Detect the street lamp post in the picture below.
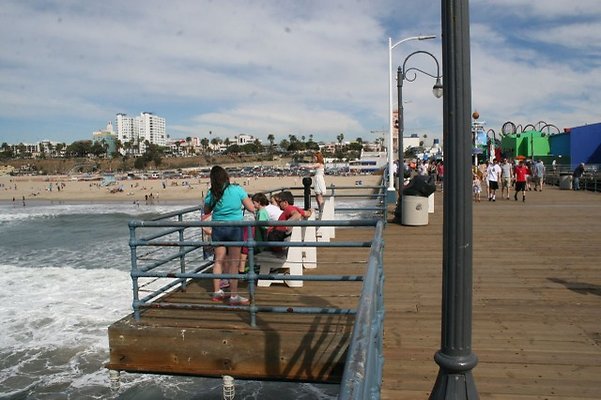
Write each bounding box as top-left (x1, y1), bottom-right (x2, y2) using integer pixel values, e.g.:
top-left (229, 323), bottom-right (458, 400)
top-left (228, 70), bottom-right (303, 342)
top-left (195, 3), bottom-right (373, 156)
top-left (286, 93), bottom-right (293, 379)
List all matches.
top-left (387, 35), bottom-right (436, 201)
top-left (430, 0), bottom-right (479, 397)
top-left (392, 50), bottom-right (443, 224)
top-left (487, 129), bottom-right (496, 162)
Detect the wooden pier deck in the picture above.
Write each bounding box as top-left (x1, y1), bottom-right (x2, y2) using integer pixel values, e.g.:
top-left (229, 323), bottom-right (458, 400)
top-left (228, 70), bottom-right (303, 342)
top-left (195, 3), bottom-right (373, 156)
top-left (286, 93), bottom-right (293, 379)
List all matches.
top-left (381, 186), bottom-right (601, 399)
top-left (108, 185), bottom-right (601, 398)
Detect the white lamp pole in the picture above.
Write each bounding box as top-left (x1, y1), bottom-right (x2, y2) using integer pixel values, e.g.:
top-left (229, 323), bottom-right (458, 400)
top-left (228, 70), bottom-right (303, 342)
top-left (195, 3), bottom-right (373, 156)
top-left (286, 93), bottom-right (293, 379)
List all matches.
top-left (388, 35), bottom-right (436, 194)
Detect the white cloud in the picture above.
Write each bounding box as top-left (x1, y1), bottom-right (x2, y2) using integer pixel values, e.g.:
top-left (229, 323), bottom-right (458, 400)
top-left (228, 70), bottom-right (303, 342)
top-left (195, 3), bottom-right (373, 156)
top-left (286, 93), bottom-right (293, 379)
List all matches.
top-left (1, 0), bottom-right (600, 144)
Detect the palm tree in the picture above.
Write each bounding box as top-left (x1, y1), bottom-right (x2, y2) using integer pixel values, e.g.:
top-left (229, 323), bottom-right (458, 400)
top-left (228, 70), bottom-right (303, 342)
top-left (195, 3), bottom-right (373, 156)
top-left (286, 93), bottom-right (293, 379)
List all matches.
top-left (55, 143), bottom-right (65, 157)
top-left (200, 138), bottom-right (210, 153)
top-left (47, 142), bottom-right (54, 157)
top-left (113, 139), bottom-right (123, 158)
top-left (210, 137), bottom-right (219, 153)
top-left (267, 134), bottom-right (275, 150)
top-left (336, 133), bottom-right (344, 146)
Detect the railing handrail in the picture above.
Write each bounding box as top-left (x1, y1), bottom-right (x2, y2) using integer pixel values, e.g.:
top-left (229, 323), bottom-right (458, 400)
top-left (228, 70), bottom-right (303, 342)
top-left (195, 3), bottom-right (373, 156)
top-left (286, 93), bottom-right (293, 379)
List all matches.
top-left (125, 174), bottom-right (390, 397)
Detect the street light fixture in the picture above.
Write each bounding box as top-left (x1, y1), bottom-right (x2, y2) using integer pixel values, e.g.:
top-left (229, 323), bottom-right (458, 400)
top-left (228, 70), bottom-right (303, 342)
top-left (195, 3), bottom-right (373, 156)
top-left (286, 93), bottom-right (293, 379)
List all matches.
top-left (387, 35), bottom-right (436, 199)
top-left (393, 50), bottom-right (443, 224)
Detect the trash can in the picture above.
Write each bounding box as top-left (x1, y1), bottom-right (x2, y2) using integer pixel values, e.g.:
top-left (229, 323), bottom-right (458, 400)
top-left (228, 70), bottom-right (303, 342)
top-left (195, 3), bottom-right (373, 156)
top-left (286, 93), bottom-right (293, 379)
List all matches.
top-left (402, 195), bottom-right (429, 226)
top-left (559, 173), bottom-right (572, 190)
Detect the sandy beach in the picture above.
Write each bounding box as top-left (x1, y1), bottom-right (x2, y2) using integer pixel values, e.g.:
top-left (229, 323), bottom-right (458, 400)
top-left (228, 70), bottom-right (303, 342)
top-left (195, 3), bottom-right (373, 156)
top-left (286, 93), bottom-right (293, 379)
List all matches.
top-left (0, 174), bottom-right (381, 204)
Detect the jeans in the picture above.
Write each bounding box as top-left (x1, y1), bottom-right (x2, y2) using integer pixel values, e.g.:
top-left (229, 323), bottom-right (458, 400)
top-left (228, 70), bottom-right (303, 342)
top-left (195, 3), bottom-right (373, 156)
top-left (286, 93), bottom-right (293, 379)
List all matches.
top-left (573, 177), bottom-right (580, 190)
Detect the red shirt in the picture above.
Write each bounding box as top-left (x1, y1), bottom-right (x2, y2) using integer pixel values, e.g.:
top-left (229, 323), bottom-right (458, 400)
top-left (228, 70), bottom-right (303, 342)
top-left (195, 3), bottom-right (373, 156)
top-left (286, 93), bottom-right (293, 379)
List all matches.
top-left (272, 205), bottom-right (308, 232)
top-left (514, 165), bottom-right (528, 182)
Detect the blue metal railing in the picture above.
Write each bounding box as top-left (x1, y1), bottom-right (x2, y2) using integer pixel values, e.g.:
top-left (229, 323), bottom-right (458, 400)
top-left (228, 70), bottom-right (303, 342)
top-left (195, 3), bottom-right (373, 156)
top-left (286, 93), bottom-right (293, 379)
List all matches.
top-left (126, 175), bottom-right (390, 398)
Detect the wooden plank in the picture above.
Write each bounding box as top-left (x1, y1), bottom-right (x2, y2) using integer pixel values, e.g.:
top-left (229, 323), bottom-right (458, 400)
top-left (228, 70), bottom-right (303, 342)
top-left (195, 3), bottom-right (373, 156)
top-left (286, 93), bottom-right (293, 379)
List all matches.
top-left (107, 232), bottom-right (374, 383)
top-left (381, 187), bottom-right (601, 399)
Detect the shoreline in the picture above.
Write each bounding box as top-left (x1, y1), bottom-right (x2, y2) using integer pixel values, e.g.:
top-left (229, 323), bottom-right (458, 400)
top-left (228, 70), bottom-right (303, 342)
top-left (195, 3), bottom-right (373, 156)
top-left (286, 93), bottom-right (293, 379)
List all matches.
top-left (0, 174), bottom-right (381, 204)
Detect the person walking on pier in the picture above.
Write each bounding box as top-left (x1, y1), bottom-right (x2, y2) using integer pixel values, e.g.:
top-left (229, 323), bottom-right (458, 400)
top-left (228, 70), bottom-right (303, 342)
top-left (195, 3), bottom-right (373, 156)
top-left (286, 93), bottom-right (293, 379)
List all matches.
top-left (532, 160), bottom-right (546, 191)
top-left (472, 173), bottom-right (482, 202)
top-left (500, 158), bottom-right (513, 200)
top-left (487, 159), bottom-right (502, 201)
top-left (514, 160), bottom-right (529, 202)
top-left (204, 166), bottom-right (255, 305)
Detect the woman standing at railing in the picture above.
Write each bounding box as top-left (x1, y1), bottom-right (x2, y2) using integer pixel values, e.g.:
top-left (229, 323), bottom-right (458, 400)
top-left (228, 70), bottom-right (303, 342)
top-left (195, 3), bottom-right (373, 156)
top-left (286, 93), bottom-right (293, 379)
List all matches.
top-left (204, 166), bottom-right (255, 305)
top-left (306, 151), bottom-right (326, 218)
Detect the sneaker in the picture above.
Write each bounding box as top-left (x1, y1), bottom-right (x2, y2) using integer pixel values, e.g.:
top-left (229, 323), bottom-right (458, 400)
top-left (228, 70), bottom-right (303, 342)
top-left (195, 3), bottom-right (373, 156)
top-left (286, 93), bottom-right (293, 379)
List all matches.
top-left (220, 279), bottom-right (230, 289)
top-left (229, 295), bottom-right (250, 306)
top-left (211, 289), bottom-right (226, 302)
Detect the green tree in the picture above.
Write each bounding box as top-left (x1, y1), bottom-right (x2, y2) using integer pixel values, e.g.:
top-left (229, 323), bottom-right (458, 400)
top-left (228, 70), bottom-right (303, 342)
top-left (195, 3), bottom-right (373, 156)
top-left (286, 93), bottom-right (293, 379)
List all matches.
top-left (211, 137), bottom-right (221, 152)
top-left (90, 141), bottom-right (106, 157)
top-left (134, 156), bottom-right (147, 170)
top-left (225, 144), bottom-right (241, 154)
top-left (66, 140), bottom-right (93, 157)
top-left (1, 142), bottom-right (13, 159)
top-left (241, 143), bottom-right (260, 154)
top-left (55, 143), bottom-right (65, 156)
top-left (112, 139), bottom-right (123, 158)
top-left (279, 139), bottom-right (290, 152)
top-left (267, 134), bottom-right (275, 150)
top-left (348, 142), bottom-right (363, 152)
top-left (200, 138), bottom-right (210, 153)
top-left (186, 136), bottom-right (193, 155)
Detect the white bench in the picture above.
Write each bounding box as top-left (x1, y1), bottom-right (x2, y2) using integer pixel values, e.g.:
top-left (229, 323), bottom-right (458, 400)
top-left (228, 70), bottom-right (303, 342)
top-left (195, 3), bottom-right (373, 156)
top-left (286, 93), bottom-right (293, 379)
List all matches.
top-left (256, 213), bottom-right (319, 287)
top-left (316, 196), bottom-right (335, 242)
top-left (256, 226), bottom-right (304, 288)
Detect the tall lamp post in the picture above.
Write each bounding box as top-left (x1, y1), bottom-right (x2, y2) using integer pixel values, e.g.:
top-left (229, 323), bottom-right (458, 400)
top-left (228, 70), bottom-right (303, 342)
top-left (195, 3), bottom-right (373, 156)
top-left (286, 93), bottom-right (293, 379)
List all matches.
top-left (387, 35), bottom-right (436, 200)
top-left (487, 129), bottom-right (496, 161)
top-left (430, 0), bottom-right (479, 397)
top-left (392, 51), bottom-right (443, 224)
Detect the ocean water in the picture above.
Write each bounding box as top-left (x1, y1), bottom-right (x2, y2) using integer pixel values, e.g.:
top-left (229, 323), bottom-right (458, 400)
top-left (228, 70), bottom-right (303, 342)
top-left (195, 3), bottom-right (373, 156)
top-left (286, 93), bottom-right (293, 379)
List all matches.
top-left (0, 201), bottom-right (353, 400)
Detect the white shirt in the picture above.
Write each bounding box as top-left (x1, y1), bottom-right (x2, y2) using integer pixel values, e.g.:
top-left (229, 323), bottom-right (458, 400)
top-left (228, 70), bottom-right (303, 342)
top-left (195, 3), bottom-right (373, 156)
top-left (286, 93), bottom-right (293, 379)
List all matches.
top-left (265, 203), bottom-right (283, 221)
top-left (487, 164), bottom-right (502, 182)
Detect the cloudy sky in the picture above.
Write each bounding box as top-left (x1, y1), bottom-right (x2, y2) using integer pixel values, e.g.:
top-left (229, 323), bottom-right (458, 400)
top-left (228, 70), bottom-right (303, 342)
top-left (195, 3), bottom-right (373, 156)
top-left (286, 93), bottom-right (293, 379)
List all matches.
top-left (1, 0), bottom-right (600, 146)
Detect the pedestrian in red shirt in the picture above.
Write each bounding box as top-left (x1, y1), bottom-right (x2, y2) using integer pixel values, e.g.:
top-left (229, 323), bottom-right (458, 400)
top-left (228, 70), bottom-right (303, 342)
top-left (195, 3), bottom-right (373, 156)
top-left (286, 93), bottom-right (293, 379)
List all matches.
top-left (514, 160), bottom-right (529, 202)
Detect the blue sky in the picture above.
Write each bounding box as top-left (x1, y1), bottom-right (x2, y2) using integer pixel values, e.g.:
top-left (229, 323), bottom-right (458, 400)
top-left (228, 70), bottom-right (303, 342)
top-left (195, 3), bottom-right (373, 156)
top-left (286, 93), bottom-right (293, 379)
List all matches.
top-left (1, 0), bottom-right (600, 146)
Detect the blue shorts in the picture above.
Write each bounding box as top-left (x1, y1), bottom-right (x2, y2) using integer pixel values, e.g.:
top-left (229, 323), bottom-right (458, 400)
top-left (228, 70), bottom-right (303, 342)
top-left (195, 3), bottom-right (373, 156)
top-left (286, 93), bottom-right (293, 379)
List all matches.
top-left (211, 226), bottom-right (243, 242)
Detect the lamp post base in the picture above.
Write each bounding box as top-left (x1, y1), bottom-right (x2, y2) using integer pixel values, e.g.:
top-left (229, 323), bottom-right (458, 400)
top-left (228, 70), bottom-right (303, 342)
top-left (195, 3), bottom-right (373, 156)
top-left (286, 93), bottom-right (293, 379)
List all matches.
top-left (429, 351), bottom-right (479, 399)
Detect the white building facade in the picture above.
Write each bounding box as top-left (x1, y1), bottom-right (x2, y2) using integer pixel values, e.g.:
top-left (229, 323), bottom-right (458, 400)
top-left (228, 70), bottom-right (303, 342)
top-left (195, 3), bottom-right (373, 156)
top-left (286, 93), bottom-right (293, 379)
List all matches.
top-left (116, 112), bottom-right (166, 154)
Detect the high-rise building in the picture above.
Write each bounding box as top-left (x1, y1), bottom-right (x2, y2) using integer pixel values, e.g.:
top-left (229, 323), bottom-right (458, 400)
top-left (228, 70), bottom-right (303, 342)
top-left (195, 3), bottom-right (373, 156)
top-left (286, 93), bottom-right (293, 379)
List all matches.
top-left (138, 112), bottom-right (166, 147)
top-left (116, 113), bottom-right (137, 144)
top-left (116, 112), bottom-right (166, 154)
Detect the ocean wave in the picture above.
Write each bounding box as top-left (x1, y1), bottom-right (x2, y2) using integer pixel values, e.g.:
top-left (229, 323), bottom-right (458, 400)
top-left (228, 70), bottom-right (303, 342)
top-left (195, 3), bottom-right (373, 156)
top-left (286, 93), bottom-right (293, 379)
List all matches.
top-left (0, 202), bottom-right (195, 223)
